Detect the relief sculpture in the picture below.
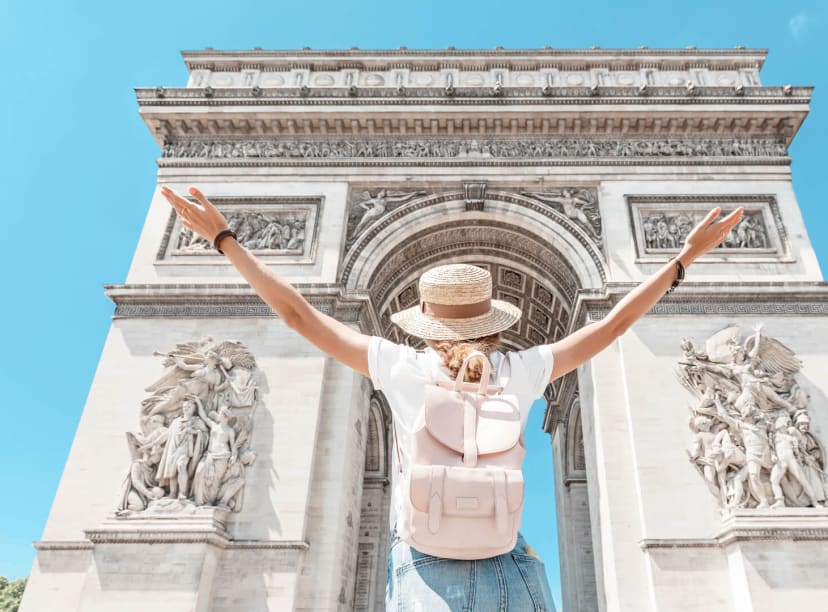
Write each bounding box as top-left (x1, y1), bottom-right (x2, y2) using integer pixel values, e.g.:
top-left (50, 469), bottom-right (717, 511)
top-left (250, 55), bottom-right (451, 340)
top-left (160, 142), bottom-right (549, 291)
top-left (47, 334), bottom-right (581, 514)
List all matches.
top-left (643, 209), bottom-right (768, 252)
top-left (678, 325), bottom-right (826, 509)
top-left (176, 211), bottom-right (307, 253)
top-left (162, 138), bottom-right (787, 160)
top-left (117, 338), bottom-right (259, 515)
top-left (520, 188), bottom-right (601, 243)
top-left (345, 189), bottom-right (427, 245)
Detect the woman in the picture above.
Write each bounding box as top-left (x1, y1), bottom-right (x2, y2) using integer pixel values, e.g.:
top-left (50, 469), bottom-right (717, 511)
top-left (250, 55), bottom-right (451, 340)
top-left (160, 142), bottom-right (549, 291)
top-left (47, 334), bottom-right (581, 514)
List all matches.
top-left (161, 185), bottom-right (742, 610)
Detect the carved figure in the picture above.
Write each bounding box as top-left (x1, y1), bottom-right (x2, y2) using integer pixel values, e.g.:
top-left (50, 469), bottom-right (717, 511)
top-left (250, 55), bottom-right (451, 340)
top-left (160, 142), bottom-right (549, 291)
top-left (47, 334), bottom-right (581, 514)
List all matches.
top-left (643, 219), bottom-right (657, 248)
top-left (155, 397), bottom-right (208, 499)
top-left (193, 403), bottom-right (238, 507)
top-left (688, 415), bottom-right (726, 502)
top-left (769, 415), bottom-right (822, 508)
top-left (117, 415), bottom-right (168, 512)
top-left (677, 325), bottom-right (825, 509)
top-left (794, 412), bottom-right (828, 502)
top-left (715, 397), bottom-right (773, 507)
top-left (521, 189), bottom-right (602, 242)
top-left (143, 346), bottom-right (230, 415)
top-left (689, 325), bottom-right (799, 415)
top-left (347, 189), bottom-right (427, 242)
top-left (710, 427), bottom-right (747, 506)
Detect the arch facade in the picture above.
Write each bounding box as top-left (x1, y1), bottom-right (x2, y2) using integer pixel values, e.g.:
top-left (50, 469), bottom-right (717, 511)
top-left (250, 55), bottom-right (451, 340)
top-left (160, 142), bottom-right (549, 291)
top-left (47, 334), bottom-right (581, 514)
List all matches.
top-left (21, 48), bottom-right (828, 612)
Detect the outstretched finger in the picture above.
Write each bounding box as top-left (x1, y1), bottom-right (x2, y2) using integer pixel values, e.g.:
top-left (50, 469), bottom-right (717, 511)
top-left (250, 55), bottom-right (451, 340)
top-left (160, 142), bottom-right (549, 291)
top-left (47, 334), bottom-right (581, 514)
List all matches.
top-left (726, 207), bottom-right (744, 222)
top-left (188, 186), bottom-right (214, 211)
top-left (700, 206), bottom-right (722, 228)
top-left (718, 207), bottom-right (744, 230)
top-left (161, 185), bottom-right (197, 212)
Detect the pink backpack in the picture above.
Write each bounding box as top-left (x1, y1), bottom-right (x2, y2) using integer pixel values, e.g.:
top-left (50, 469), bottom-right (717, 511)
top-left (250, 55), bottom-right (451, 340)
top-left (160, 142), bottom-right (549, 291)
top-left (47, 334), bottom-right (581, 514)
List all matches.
top-left (394, 351), bottom-right (526, 560)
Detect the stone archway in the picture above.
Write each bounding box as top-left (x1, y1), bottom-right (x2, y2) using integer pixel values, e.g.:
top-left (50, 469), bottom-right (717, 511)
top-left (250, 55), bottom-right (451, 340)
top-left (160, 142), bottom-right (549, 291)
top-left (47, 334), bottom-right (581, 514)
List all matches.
top-left (342, 186), bottom-right (605, 611)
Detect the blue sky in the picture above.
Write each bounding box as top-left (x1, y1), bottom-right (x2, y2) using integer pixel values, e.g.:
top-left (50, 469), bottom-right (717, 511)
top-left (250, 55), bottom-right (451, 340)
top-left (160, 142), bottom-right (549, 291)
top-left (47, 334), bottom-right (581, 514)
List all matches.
top-left (1, 1), bottom-right (826, 609)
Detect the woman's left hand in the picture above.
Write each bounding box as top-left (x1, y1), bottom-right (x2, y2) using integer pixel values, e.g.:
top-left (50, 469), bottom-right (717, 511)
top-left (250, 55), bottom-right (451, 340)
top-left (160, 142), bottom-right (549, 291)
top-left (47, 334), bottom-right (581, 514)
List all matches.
top-left (160, 185), bottom-right (229, 244)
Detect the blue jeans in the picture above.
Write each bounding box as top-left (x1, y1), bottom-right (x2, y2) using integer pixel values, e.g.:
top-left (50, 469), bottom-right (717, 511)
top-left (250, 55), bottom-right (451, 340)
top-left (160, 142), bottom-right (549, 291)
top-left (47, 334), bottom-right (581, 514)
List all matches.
top-left (386, 526), bottom-right (557, 611)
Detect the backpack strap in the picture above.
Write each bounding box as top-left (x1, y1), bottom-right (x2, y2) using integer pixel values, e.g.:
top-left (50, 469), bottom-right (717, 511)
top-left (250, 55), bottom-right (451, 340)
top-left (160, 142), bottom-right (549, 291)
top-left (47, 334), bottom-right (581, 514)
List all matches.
top-left (503, 351), bottom-right (528, 397)
top-left (493, 469), bottom-right (508, 534)
top-left (462, 401), bottom-right (478, 467)
top-left (392, 420), bottom-right (403, 474)
top-left (454, 351), bottom-right (493, 394)
top-left (427, 466), bottom-right (445, 534)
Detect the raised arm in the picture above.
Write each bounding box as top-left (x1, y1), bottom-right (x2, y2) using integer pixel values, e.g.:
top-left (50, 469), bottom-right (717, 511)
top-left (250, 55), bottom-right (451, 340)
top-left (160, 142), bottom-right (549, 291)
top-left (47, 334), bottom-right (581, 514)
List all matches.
top-left (173, 356), bottom-right (202, 372)
top-left (192, 396), bottom-right (215, 428)
top-left (161, 185), bottom-right (370, 377)
top-left (548, 206), bottom-right (743, 382)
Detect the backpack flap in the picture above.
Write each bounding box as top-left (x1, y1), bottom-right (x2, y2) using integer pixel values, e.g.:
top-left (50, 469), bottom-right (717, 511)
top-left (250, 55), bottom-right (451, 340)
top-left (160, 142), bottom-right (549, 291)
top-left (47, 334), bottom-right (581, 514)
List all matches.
top-left (424, 386), bottom-right (521, 457)
top-left (475, 395), bottom-right (521, 454)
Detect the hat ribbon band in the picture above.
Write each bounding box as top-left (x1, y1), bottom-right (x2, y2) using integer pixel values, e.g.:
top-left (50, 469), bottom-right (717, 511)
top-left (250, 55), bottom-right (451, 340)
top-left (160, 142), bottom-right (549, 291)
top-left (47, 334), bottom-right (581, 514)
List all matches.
top-left (421, 299), bottom-right (491, 319)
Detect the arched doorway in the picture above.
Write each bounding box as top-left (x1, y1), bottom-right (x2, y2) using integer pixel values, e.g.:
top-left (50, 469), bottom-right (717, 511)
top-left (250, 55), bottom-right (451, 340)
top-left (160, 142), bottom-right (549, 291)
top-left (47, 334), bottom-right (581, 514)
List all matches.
top-left (342, 187), bottom-right (605, 610)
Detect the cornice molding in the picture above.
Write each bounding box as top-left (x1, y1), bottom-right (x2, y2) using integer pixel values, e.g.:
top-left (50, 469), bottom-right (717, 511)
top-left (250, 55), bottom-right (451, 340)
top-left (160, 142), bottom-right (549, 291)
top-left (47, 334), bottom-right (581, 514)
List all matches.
top-left (138, 85), bottom-right (811, 104)
top-left (156, 157), bottom-right (791, 169)
top-left (640, 508), bottom-right (828, 549)
top-left (572, 281), bottom-right (828, 326)
top-left (33, 541), bottom-right (94, 551)
top-left (139, 99), bottom-right (805, 145)
top-left (180, 47), bottom-right (769, 72)
top-left (104, 283), bottom-right (378, 329)
top-left (82, 529), bottom-right (310, 550)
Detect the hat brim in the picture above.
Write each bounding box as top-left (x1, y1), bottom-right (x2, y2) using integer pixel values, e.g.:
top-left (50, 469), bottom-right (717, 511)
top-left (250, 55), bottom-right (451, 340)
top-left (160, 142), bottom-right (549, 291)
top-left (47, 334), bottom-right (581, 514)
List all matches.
top-left (389, 299), bottom-right (522, 340)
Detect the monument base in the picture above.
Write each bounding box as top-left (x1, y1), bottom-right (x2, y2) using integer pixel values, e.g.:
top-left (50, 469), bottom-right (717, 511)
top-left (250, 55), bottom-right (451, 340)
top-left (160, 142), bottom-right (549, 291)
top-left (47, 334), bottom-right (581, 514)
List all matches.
top-left (639, 508), bottom-right (828, 612)
top-left (87, 501), bottom-right (232, 546)
top-left (24, 506), bottom-right (309, 612)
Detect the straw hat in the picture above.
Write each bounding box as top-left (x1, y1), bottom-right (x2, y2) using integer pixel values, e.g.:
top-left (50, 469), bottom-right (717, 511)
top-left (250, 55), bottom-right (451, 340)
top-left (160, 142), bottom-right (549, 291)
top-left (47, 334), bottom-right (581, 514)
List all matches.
top-left (390, 264), bottom-right (522, 340)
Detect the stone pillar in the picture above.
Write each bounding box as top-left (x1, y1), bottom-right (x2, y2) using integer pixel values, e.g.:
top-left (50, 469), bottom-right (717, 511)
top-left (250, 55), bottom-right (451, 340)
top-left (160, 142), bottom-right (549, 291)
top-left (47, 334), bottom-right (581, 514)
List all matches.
top-left (553, 402), bottom-right (599, 612)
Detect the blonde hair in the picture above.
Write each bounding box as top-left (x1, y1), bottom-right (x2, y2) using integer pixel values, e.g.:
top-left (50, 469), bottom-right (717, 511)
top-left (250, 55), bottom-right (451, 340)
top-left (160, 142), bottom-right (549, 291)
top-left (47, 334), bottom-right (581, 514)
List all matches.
top-left (425, 333), bottom-right (501, 382)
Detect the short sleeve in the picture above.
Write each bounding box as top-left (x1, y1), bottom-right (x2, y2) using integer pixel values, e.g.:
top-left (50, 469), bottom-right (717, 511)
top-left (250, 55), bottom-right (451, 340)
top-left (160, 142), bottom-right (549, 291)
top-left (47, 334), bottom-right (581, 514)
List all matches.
top-left (367, 336), bottom-right (418, 391)
top-left (512, 344), bottom-right (555, 399)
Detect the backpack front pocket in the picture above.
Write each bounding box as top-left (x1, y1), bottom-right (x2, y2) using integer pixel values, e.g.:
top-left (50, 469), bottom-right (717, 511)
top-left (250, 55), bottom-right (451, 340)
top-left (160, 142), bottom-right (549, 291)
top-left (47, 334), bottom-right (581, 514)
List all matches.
top-left (409, 465), bottom-right (524, 522)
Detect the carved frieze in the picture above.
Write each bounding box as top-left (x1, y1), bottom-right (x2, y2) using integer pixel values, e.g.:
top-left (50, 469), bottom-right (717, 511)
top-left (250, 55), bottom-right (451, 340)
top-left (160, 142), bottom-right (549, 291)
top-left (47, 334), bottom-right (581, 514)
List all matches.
top-left (157, 196), bottom-right (321, 264)
top-left (161, 138), bottom-right (787, 160)
top-left (678, 325), bottom-right (826, 510)
top-left (117, 338), bottom-right (260, 516)
top-left (628, 195), bottom-right (788, 262)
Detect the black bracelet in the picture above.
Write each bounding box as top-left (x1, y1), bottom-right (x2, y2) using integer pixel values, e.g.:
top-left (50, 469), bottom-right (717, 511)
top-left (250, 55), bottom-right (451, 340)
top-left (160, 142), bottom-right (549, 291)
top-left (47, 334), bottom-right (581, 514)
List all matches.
top-left (213, 229), bottom-right (237, 255)
top-left (664, 256), bottom-right (686, 295)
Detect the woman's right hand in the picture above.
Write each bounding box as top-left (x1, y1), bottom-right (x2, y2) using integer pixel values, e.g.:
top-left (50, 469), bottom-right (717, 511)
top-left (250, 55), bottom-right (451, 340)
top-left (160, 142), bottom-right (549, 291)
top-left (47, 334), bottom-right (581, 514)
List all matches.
top-left (160, 185), bottom-right (230, 245)
top-left (680, 206), bottom-right (744, 264)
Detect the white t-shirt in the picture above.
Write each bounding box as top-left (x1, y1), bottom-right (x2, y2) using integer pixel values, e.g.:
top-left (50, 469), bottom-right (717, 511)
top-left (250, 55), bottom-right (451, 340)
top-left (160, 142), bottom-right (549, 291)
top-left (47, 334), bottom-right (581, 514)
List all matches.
top-left (367, 336), bottom-right (555, 528)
